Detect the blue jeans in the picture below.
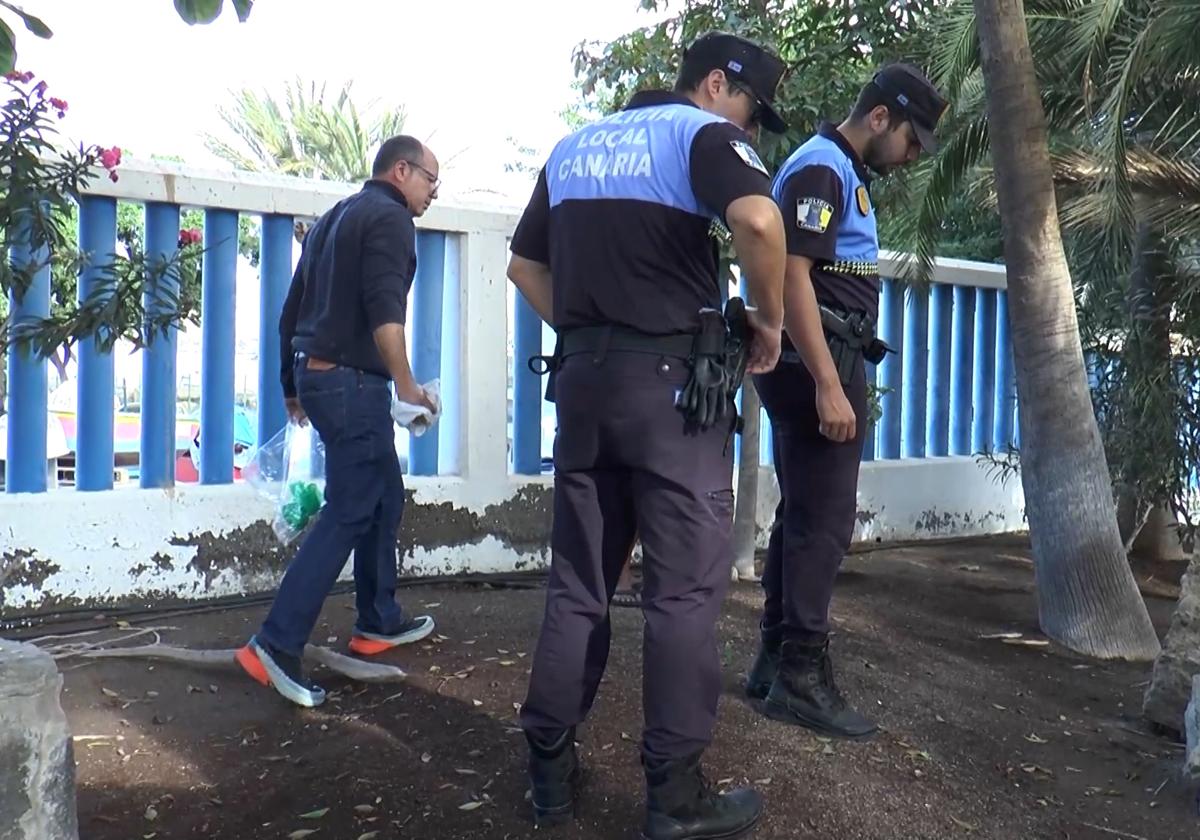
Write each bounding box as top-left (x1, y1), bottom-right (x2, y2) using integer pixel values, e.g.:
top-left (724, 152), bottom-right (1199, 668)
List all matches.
top-left (257, 361), bottom-right (407, 656)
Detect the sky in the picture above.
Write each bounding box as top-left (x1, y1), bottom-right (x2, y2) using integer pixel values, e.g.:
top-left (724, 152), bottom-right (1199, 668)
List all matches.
top-left (16, 0), bottom-right (670, 205)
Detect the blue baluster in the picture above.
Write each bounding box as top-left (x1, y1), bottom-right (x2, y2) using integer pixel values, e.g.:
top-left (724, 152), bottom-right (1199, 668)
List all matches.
top-left (257, 214), bottom-right (292, 449)
top-left (949, 285), bottom-right (975, 455)
top-left (878, 278), bottom-right (903, 459)
top-left (199, 209), bottom-right (238, 484)
top-left (901, 284), bottom-right (929, 458)
top-left (140, 203), bottom-right (180, 488)
top-left (926, 283), bottom-right (952, 456)
top-left (512, 290), bottom-right (543, 475)
top-left (76, 196), bottom-right (117, 491)
top-left (410, 231), bottom-right (446, 476)
top-left (5, 211), bottom-right (51, 493)
top-left (972, 289), bottom-right (997, 453)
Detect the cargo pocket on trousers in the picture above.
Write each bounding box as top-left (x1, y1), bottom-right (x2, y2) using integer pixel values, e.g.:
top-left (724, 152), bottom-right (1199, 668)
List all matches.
top-left (704, 488), bottom-right (735, 530)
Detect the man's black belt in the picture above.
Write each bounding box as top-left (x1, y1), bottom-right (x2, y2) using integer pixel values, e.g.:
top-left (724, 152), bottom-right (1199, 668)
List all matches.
top-left (558, 325), bottom-right (695, 361)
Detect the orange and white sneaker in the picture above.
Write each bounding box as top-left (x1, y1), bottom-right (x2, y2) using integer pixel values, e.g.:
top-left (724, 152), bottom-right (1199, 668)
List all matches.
top-left (348, 615), bottom-right (435, 656)
top-left (235, 635), bottom-right (326, 708)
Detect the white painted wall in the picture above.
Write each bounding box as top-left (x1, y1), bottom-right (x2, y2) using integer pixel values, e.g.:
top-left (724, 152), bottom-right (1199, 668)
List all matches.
top-left (1, 458), bottom-right (1024, 613)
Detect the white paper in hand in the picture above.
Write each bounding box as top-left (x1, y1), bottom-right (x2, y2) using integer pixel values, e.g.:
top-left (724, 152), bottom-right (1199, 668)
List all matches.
top-left (391, 379), bottom-right (442, 437)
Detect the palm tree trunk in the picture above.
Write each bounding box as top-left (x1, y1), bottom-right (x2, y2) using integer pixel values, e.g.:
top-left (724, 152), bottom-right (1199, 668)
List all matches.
top-left (973, 0), bottom-right (1161, 660)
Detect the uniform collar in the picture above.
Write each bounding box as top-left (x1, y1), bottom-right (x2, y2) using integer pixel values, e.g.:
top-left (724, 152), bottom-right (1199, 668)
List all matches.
top-left (818, 122), bottom-right (873, 187)
top-left (624, 90), bottom-right (699, 111)
top-left (363, 178), bottom-right (410, 207)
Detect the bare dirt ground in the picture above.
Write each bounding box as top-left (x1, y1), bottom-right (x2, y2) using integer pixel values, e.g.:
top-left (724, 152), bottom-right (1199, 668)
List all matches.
top-left (24, 535), bottom-right (1200, 839)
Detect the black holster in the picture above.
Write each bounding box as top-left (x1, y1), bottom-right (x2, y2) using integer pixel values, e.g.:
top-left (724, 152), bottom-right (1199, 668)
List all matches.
top-left (677, 297), bottom-right (751, 437)
top-left (819, 305), bottom-right (893, 386)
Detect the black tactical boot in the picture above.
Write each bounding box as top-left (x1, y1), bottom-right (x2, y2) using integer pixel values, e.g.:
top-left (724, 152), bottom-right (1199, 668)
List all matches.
top-left (764, 636), bottom-right (878, 740)
top-left (743, 629), bottom-right (781, 700)
top-left (526, 727), bottom-right (579, 826)
top-left (642, 751), bottom-right (762, 840)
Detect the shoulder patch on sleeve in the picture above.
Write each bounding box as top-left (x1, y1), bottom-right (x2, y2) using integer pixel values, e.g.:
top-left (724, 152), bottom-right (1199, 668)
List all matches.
top-left (729, 140), bottom-right (768, 176)
top-left (796, 198), bottom-right (834, 233)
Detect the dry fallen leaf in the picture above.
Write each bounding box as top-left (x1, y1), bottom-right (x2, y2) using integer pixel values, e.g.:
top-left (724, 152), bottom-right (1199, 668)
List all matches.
top-left (299, 807), bottom-right (330, 819)
top-left (287, 831), bottom-right (318, 839)
top-left (144, 806), bottom-right (158, 821)
top-left (357, 833), bottom-right (380, 840)
top-left (1024, 734), bottom-right (1049, 744)
top-left (455, 768), bottom-right (479, 776)
top-left (458, 801), bottom-right (483, 811)
top-left (101, 687), bottom-right (119, 698)
top-left (117, 620), bottom-right (132, 629)
top-left (354, 804), bottom-right (375, 814)
top-left (950, 815), bottom-right (978, 832)
top-left (421, 753), bottom-right (432, 763)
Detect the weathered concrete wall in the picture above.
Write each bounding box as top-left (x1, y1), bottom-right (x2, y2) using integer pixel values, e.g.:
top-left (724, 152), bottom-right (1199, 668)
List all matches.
top-left (1, 477), bottom-right (552, 615)
top-left (755, 455), bottom-right (1026, 547)
top-left (1, 457), bottom-right (1022, 615)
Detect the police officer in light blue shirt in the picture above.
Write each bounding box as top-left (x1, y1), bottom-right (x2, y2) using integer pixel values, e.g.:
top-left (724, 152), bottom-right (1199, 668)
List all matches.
top-left (744, 64), bottom-right (949, 740)
top-left (508, 31), bottom-right (789, 840)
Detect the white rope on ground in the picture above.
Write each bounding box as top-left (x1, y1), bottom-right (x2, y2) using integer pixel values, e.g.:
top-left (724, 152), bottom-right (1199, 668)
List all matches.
top-left (78, 642), bottom-right (406, 682)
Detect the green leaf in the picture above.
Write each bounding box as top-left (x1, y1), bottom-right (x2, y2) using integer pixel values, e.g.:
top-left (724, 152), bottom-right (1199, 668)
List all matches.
top-left (0, 2), bottom-right (53, 38)
top-left (298, 807), bottom-right (329, 820)
top-left (174, 0), bottom-right (223, 25)
top-left (232, 0), bottom-right (253, 22)
top-left (0, 17), bottom-right (14, 73)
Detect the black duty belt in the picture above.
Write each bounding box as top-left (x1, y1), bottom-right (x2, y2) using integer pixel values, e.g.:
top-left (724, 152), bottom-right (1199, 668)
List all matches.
top-left (558, 325), bottom-right (696, 361)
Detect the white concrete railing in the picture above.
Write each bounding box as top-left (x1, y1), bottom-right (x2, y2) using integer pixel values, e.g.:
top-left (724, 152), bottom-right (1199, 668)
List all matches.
top-left (0, 161), bottom-right (1024, 615)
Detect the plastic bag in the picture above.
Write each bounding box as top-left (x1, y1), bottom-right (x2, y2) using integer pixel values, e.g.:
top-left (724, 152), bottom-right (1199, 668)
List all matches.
top-left (391, 378), bottom-right (442, 437)
top-left (243, 420), bottom-right (327, 544)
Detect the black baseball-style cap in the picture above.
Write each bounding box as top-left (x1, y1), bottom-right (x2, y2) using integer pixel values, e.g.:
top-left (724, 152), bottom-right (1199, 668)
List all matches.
top-left (871, 63), bottom-right (950, 153)
top-left (682, 31), bottom-right (788, 134)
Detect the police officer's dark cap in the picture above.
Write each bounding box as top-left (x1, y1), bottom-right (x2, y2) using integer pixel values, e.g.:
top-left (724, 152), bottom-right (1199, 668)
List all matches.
top-left (871, 63), bottom-right (950, 153)
top-left (683, 32), bottom-right (788, 134)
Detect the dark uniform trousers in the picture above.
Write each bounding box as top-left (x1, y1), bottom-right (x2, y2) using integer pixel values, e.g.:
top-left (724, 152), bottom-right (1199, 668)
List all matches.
top-left (520, 349), bottom-right (736, 762)
top-left (754, 350), bottom-right (868, 641)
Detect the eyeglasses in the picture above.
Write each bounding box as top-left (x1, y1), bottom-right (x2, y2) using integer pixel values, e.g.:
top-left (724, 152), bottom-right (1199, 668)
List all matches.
top-left (728, 79), bottom-right (765, 127)
top-left (401, 159), bottom-right (441, 190)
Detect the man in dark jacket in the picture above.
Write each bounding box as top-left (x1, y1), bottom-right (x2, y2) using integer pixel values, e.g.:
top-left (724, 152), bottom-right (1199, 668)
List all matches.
top-left (236, 135), bottom-right (441, 708)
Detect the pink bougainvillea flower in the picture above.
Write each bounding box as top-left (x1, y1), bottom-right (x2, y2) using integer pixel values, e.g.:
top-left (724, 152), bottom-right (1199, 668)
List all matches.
top-left (178, 228), bottom-right (202, 247)
top-left (99, 146), bottom-right (122, 170)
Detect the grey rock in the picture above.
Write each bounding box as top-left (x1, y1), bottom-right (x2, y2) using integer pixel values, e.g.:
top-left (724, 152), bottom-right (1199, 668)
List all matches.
top-left (1144, 553), bottom-right (1200, 735)
top-left (0, 639), bottom-right (78, 840)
